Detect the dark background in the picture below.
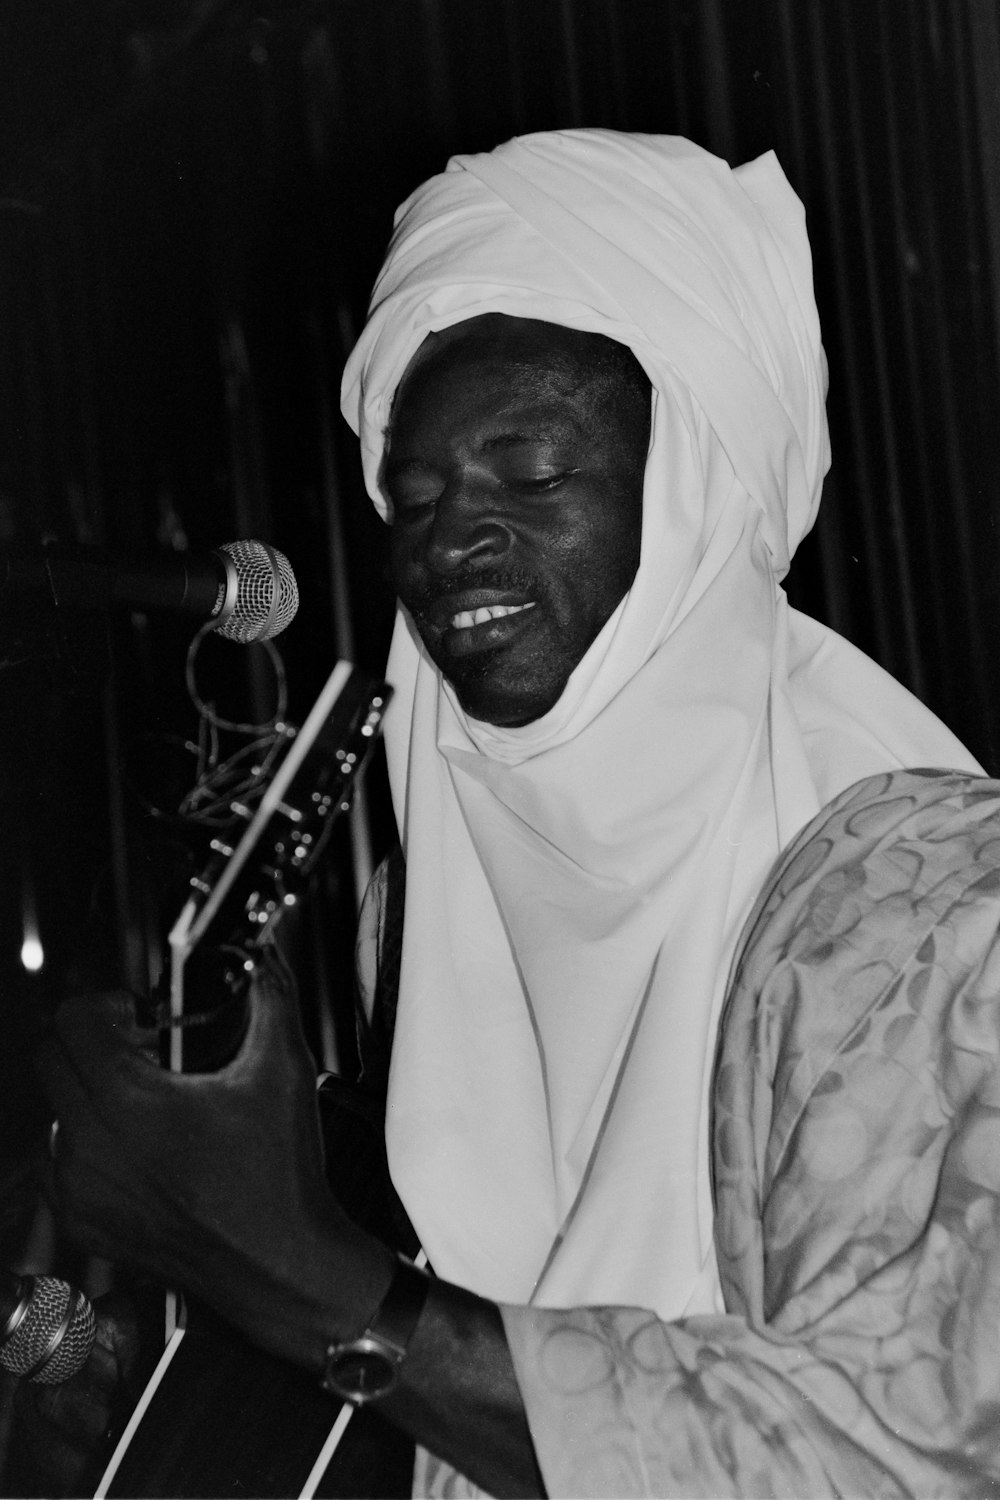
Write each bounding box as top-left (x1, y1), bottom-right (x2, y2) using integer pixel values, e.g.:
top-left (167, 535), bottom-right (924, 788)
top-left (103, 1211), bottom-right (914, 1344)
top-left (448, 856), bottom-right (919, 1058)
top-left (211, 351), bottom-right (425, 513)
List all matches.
top-left (1, 0), bottom-right (998, 1270)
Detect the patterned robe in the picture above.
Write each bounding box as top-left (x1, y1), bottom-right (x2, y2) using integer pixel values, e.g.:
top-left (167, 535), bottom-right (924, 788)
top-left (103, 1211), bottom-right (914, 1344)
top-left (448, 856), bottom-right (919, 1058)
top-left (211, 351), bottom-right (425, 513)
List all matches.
top-left (359, 769), bottom-right (1000, 1496)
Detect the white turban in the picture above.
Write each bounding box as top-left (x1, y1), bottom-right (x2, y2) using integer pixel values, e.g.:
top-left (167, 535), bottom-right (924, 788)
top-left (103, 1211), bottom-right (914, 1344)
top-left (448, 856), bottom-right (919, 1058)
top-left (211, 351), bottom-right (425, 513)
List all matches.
top-left (341, 130), bottom-right (979, 1322)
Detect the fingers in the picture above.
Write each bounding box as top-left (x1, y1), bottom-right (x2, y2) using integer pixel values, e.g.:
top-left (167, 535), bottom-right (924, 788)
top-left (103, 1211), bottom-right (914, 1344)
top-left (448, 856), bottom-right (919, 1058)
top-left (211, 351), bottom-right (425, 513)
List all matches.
top-left (54, 989), bottom-right (147, 1057)
top-left (36, 989), bottom-right (137, 1085)
top-left (38, 973), bottom-right (313, 1106)
top-left (34, 997), bottom-right (159, 1256)
top-left (35, 990), bottom-right (161, 1128)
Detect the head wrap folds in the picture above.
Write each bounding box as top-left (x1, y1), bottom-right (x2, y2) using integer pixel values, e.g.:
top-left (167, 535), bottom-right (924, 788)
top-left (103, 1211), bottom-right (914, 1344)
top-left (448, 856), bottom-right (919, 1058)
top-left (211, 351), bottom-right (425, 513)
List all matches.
top-left (341, 131), bottom-right (979, 1321)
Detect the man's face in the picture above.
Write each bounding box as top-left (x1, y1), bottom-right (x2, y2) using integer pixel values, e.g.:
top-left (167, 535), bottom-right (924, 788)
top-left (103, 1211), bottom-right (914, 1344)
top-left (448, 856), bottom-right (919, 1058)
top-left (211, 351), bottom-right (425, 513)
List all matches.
top-left (384, 315), bottom-right (649, 727)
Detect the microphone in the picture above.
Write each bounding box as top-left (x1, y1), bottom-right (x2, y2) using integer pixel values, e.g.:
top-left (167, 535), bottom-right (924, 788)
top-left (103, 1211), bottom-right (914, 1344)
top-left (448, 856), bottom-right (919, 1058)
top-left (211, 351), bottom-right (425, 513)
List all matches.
top-left (0, 539), bottom-right (299, 643)
top-left (0, 1272), bottom-right (96, 1383)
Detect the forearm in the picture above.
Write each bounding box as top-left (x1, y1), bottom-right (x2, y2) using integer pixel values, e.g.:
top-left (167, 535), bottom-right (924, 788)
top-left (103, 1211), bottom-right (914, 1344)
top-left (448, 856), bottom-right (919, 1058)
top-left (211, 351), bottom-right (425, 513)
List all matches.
top-left (383, 1275), bottom-right (545, 1499)
top-left (221, 1214), bottom-right (543, 1499)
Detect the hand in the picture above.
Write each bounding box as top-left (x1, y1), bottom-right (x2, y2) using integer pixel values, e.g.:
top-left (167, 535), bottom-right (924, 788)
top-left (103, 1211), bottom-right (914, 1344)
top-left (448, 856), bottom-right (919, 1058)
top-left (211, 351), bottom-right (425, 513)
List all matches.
top-left (34, 981), bottom-right (541, 1500)
top-left (35, 967), bottom-right (394, 1371)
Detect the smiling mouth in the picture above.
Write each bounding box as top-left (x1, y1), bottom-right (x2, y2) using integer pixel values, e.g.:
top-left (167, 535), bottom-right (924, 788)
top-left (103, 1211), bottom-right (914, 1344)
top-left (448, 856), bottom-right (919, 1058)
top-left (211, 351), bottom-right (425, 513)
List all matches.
top-left (434, 599), bottom-right (540, 661)
top-left (450, 602), bottom-right (537, 630)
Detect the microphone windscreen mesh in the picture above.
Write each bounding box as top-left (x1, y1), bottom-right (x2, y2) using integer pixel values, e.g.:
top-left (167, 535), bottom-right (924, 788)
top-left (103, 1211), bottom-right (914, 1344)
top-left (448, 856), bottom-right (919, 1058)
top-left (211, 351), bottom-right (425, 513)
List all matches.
top-left (0, 1277), bottom-right (96, 1383)
top-left (216, 540), bottom-right (299, 642)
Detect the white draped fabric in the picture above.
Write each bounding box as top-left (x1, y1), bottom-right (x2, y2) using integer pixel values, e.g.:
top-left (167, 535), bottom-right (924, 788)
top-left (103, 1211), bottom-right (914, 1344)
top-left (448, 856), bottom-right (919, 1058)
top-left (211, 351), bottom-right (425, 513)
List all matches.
top-left (341, 129), bottom-right (980, 1325)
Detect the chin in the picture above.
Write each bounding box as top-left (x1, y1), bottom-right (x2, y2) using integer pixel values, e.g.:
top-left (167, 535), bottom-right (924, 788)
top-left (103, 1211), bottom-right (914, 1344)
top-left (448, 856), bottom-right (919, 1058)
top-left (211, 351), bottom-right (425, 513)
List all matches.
top-left (452, 674), bottom-right (566, 729)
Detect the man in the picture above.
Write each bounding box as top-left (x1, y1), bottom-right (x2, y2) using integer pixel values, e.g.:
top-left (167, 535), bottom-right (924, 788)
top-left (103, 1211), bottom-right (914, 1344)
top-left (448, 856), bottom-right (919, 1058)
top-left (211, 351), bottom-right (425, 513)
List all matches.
top-left (25, 130), bottom-right (997, 1497)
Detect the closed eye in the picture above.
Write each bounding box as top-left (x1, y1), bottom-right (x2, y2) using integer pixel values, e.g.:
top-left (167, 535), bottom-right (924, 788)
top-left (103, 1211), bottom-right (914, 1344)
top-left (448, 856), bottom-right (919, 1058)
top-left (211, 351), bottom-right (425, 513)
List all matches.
top-left (388, 496), bottom-right (437, 526)
top-left (509, 470), bottom-right (579, 493)
top-left (385, 471), bottom-right (442, 516)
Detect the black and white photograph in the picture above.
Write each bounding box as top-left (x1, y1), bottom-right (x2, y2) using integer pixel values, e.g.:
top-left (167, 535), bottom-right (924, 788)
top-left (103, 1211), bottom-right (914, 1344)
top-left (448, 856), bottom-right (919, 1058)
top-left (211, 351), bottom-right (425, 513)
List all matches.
top-left (1, 4), bottom-right (999, 1496)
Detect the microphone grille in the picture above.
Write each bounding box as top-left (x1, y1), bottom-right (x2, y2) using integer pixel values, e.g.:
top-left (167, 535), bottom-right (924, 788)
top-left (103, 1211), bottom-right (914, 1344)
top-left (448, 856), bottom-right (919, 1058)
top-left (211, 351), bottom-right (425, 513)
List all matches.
top-left (215, 540), bottom-right (299, 643)
top-left (0, 1276), bottom-right (96, 1384)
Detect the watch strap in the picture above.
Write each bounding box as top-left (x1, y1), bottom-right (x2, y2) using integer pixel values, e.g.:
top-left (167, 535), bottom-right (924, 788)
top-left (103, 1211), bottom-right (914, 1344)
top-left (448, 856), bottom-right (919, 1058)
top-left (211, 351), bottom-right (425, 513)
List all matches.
top-left (320, 1255), bottom-right (430, 1403)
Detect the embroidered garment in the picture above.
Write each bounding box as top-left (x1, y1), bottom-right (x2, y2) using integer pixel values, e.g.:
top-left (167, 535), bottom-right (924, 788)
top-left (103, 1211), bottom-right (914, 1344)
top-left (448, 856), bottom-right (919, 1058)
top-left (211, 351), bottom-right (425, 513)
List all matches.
top-left (503, 769), bottom-right (1000, 1496)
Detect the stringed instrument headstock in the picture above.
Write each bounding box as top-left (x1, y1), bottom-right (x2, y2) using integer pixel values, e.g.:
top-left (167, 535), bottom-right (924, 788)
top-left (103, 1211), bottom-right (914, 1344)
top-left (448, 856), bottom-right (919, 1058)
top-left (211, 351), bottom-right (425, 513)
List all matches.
top-left (160, 661), bottom-right (391, 1072)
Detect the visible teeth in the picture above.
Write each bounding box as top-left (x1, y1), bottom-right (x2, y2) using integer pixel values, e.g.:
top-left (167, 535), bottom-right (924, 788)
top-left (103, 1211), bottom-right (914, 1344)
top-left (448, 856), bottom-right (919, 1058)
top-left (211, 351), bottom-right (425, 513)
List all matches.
top-left (451, 602), bottom-right (535, 630)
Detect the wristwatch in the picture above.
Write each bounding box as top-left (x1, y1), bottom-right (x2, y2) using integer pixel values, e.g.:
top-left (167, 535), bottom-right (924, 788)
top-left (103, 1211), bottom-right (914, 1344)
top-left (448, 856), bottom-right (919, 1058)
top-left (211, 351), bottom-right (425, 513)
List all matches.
top-left (320, 1256), bottom-right (430, 1405)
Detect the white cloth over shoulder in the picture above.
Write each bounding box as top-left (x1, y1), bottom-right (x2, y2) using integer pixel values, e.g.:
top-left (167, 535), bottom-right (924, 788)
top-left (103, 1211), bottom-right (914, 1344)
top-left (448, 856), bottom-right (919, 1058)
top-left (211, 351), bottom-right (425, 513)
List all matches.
top-left (341, 130), bottom-right (980, 1325)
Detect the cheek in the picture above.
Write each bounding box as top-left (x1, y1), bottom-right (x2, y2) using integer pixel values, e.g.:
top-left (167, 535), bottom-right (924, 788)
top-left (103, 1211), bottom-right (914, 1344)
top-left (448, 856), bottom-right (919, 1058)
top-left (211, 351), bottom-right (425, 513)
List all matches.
top-left (387, 528), bottom-right (418, 596)
top-left (563, 506), bottom-right (641, 625)
top-left (604, 516), bottom-right (642, 594)
top-left (605, 492), bottom-right (643, 602)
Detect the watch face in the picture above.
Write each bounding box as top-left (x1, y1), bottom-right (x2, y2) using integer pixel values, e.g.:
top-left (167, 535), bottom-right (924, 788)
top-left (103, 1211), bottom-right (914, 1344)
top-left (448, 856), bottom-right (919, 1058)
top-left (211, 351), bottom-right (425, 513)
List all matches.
top-left (326, 1343), bottom-right (398, 1403)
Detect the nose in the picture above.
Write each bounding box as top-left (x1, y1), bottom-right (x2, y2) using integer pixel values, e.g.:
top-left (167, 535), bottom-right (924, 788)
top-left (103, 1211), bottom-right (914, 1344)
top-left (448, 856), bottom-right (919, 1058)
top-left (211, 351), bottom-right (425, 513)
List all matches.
top-left (421, 483), bottom-right (512, 576)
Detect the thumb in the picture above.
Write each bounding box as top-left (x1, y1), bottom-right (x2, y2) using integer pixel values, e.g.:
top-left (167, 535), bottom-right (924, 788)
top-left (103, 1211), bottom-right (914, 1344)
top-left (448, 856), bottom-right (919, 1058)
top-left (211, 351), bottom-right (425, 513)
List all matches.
top-left (226, 957), bottom-right (316, 1083)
